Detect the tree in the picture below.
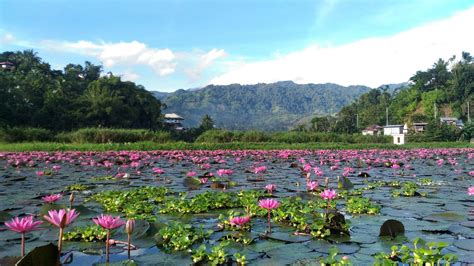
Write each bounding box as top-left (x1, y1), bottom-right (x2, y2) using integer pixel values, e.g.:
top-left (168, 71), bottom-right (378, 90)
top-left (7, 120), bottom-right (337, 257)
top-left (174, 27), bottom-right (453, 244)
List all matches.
top-left (199, 114), bottom-right (214, 131)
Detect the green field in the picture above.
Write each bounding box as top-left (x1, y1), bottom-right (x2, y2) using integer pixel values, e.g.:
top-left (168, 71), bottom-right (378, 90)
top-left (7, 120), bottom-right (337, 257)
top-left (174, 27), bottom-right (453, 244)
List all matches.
top-left (0, 141), bottom-right (471, 152)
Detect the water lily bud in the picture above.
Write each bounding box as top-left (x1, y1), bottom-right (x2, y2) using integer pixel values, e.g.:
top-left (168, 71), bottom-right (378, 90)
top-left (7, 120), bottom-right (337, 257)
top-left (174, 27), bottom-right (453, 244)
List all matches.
top-left (325, 177), bottom-right (329, 187)
top-left (69, 192), bottom-right (75, 203)
top-left (125, 219), bottom-right (135, 235)
top-left (59, 212), bottom-right (68, 229)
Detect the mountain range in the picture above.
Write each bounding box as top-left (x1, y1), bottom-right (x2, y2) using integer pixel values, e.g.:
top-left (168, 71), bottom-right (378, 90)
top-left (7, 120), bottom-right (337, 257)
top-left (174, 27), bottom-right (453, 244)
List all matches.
top-left (152, 81), bottom-right (375, 131)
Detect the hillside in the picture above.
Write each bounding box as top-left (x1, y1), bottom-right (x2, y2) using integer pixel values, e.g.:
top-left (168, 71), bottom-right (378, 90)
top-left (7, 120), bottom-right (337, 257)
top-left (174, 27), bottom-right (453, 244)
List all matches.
top-left (309, 52), bottom-right (473, 135)
top-left (152, 82), bottom-right (370, 131)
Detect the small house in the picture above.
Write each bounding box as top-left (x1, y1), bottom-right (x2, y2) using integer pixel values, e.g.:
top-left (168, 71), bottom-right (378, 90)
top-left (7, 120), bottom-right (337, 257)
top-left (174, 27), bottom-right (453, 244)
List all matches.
top-left (0, 61), bottom-right (15, 71)
top-left (164, 113), bottom-right (184, 130)
top-left (362, 125), bottom-right (383, 135)
top-left (411, 122), bottom-right (428, 133)
top-left (440, 117), bottom-right (463, 129)
top-left (383, 124), bottom-right (408, 145)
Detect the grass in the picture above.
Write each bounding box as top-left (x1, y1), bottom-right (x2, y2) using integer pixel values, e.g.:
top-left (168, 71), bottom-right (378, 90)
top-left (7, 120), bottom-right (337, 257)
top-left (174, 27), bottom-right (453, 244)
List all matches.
top-left (0, 141), bottom-right (471, 152)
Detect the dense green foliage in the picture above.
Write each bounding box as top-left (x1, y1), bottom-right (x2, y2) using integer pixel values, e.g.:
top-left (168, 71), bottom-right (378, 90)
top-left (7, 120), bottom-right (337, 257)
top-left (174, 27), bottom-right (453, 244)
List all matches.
top-left (56, 128), bottom-right (172, 143)
top-left (0, 50), bottom-right (163, 131)
top-left (308, 53), bottom-right (473, 137)
top-left (154, 81), bottom-right (370, 131)
top-left (0, 141), bottom-right (470, 152)
top-left (196, 130), bottom-right (391, 144)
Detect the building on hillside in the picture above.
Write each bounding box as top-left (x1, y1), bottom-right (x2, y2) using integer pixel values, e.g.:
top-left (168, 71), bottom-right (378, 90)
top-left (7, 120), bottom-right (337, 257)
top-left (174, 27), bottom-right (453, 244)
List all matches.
top-left (383, 124), bottom-right (408, 145)
top-left (411, 122), bottom-right (428, 133)
top-left (164, 113), bottom-right (185, 131)
top-left (0, 61), bottom-right (15, 71)
top-left (440, 117), bottom-right (463, 129)
top-left (362, 125), bottom-right (383, 135)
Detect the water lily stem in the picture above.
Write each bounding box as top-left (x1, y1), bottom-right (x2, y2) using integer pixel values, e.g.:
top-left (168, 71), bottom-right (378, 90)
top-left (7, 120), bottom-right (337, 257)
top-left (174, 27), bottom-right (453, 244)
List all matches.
top-left (106, 229), bottom-right (111, 262)
top-left (267, 210), bottom-right (271, 233)
top-left (127, 233), bottom-right (131, 260)
top-left (58, 228), bottom-right (64, 255)
top-left (21, 232), bottom-right (25, 257)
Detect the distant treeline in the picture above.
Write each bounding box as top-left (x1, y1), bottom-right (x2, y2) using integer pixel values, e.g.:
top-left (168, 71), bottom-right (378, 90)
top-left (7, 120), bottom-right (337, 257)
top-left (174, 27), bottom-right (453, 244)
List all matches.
top-left (0, 50), bottom-right (162, 131)
top-left (0, 127), bottom-right (391, 144)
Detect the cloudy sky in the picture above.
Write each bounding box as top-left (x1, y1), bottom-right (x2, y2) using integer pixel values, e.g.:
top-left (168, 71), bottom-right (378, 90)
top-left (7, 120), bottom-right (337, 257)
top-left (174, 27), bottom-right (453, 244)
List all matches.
top-left (1, 0), bottom-right (473, 92)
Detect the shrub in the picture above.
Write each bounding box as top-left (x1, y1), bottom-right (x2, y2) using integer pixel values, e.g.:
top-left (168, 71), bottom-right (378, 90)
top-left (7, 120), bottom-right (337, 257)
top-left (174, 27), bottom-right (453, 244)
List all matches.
top-left (195, 130), bottom-right (236, 143)
top-left (56, 128), bottom-right (172, 143)
top-left (0, 127), bottom-right (54, 142)
top-left (240, 131), bottom-right (270, 142)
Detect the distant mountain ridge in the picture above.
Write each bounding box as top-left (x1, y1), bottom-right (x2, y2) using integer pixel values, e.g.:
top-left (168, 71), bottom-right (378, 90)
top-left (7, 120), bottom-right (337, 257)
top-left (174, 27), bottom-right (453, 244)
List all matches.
top-left (152, 81), bottom-right (372, 131)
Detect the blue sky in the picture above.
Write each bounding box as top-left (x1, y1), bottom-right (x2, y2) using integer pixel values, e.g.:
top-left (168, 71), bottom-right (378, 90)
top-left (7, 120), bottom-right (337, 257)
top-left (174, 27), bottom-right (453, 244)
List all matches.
top-left (1, 0), bottom-right (474, 91)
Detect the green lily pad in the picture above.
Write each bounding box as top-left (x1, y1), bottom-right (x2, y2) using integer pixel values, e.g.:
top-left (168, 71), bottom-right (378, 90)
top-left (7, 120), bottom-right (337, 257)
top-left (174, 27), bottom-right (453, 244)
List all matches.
top-left (454, 239), bottom-right (474, 251)
top-left (16, 243), bottom-right (59, 266)
top-left (424, 212), bottom-right (466, 222)
top-left (262, 232), bottom-right (311, 243)
top-left (305, 240), bottom-right (360, 254)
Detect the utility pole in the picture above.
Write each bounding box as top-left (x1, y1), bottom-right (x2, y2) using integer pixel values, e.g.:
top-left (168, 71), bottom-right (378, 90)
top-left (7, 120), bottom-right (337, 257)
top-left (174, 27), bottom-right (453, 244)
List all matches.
top-left (386, 107), bottom-right (388, 126)
top-left (356, 114), bottom-right (359, 129)
top-left (434, 103), bottom-right (437, 120)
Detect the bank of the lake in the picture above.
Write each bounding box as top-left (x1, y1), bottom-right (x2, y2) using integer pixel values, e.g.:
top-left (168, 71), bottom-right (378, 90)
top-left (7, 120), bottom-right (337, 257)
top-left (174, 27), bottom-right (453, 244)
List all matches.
top-left (0, 141), bottom-right (471, 152)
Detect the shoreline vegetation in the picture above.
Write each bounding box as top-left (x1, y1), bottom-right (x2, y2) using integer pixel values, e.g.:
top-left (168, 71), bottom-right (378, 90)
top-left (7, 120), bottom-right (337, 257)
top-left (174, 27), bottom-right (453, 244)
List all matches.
top-left (0, 127), bottom-right (471, 152)
top-left (0, 141), bottom-right (471, 152)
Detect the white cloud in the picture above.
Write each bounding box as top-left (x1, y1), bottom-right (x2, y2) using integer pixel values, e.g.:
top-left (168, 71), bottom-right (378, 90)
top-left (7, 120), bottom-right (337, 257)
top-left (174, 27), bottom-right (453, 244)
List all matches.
top-left (121, 71), bottom-right (140, 82)
top-left (210, 6), bottom-right (474, 88)
top-left (38, 40), bottom-right (176, 76)
top-left (0, 33), bottom-right (15, 44)
top-left (183, 48), bottom-right (227, 81)
top-left (201, 48), bottom-right (227, 67)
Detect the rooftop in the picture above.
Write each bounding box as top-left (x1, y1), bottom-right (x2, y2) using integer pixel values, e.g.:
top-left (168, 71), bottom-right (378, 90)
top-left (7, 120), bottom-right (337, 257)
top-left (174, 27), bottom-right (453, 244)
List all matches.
top-left (164, 113), bottom-right (184, 120)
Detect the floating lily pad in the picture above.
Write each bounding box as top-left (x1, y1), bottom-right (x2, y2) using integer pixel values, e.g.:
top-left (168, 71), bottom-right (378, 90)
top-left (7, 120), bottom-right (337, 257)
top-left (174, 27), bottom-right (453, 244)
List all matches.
top-left (16, 243), bottom-right (59, 266)
top-left (424, 212), bottom-right (466, 223)
top-left (305, 240), bottom-right (360, 254)
top-left (262, 232), bottom-right (311, 243)
top-left (0, 211), bottom-right (13, 223)
top-left (454, 239), bottom-right (474, 251)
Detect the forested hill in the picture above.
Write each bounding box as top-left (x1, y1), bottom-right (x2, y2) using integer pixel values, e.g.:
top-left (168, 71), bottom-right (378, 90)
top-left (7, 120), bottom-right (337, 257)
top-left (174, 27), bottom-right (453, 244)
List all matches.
top-left (308, 52), bottom-right (473, 135)
top-left (153, 82), bottom-right (371, 131)
top-left (0, 50), bottom-right (163, 131)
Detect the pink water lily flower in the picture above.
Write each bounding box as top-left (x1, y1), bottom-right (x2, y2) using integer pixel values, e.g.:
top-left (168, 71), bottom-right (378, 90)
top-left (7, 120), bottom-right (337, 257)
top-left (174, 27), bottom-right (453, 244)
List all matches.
top-left (4, 216), bottom-right (43, 257)
top-left (152, 167), bottom-right (165, 174)
top-left (93, 214), bottom-right (126, 230)
top-left (43, 208), bottom-right (79, 256)
top-left (42, 193), bottom-right (62, 204)
top-left (43, 209), bottom-right (79, 228)
top-left (5, 216), bottom-right (43, 233)
top-left (307, 180), bottom-right (318, 191)
top-left (320, 189), bottom-right (337, 200)
top-left (265, 184), bottom-right (276, 194)
top-left (187, 171), bottom-right (197, 177)
top-left (259, 198), bottom-right (280, 210)
top-left (229, 216), bottom-right (251, 228)
top-left (93, 214), bottom-right (125, 262)
top-left (468, 186), bottom-right (474, 196)
top-left (199, 177), bottom-right (208, 184)
top-left (259, 198), bottom-right (279, 234)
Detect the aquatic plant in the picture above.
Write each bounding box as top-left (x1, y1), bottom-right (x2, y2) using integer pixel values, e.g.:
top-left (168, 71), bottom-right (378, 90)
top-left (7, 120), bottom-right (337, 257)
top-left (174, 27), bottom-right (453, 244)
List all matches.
top-left (42, 193), bottom-right (62, 204)
top-left (93, 214), bottom-right (125, 262)
top-left (4, 216), bottom-right (43, 257)
top-left (259, 198), bottom-right (280, 234)
top-left (374, 237), bottom-right (457, 265)
top-left (43, 208), bottom-right (80, 256)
